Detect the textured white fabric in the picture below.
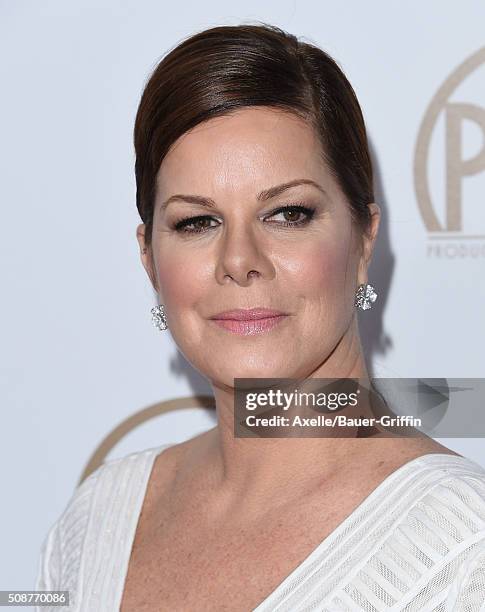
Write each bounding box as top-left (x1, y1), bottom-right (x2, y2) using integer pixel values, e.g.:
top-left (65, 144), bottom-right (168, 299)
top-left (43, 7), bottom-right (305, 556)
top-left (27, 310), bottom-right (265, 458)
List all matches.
top-left (35, 445), bottom-right (485, 611)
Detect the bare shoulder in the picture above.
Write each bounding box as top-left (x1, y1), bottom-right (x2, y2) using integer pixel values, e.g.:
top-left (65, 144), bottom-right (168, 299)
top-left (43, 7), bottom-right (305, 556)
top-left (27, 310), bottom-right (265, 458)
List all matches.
top-left (416, 437), bottom-right (463, 457)
top-left (151, 427), bottom-right (214, 474)
top-left (141, 428), bottom-right (216, 510)
top-left (367, 433), bottom-right (463, 460)
top-left (343, 435), bottom-right (465, 493)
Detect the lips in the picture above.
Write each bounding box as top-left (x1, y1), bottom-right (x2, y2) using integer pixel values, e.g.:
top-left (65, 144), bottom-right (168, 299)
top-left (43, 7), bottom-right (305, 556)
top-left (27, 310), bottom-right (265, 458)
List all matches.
top-left (209, 308), bottom-right (290, 336)
top-left (210, 308), bottom-right (288, 321)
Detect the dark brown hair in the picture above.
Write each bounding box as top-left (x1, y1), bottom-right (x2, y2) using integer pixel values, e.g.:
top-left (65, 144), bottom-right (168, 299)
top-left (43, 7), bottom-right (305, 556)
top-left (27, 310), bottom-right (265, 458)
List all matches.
top-left (134, 22), bottom-right (374, 249)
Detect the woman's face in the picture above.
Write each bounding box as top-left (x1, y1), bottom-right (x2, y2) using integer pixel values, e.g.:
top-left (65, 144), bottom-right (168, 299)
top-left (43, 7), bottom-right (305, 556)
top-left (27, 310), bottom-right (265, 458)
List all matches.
top-left (137, 107), bottom-right (379, 385)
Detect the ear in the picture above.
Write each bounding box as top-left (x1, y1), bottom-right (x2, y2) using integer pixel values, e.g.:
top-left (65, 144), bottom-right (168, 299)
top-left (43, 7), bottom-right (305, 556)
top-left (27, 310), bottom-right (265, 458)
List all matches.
top-left (136, 223), bottom-right (159, 293)
top-left (357, 203), bottom-right (381, 284)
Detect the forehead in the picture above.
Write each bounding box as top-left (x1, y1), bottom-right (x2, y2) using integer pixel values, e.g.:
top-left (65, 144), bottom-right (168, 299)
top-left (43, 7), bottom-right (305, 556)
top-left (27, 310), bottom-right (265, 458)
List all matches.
top-left (156, 107), bottom-right (335, 198)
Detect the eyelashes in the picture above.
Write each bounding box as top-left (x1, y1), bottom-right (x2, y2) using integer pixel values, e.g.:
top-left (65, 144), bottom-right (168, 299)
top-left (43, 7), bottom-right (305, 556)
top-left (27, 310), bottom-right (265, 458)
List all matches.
top-left (172, 203), bottom-right (317, 234)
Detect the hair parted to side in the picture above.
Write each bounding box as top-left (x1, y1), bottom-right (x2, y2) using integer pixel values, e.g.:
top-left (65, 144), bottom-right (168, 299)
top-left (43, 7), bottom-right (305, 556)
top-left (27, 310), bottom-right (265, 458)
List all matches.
top-left (134, 22), bottom-right (374, 250)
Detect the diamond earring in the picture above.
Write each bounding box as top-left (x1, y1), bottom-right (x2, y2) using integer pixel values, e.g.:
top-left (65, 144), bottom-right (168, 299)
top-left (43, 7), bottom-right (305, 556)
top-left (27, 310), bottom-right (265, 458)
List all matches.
top-left (354, 283), bottom-right (378, 310)
top-left (151, 304), bottom-right (168, 331)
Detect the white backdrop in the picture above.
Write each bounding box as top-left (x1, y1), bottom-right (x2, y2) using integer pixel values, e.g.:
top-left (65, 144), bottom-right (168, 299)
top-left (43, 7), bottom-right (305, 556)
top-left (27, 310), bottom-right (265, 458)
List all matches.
top-left (1, 0), bottom-right (484, 596)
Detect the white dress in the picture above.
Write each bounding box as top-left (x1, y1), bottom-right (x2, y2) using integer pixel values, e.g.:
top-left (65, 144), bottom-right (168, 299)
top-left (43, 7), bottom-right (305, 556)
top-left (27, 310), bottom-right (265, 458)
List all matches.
top-left (35, 445), bottom-right (485, 611)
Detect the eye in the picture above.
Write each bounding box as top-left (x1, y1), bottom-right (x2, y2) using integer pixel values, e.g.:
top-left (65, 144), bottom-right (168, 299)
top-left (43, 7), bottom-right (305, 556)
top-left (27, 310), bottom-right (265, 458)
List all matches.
top-left (172, 203), bottom-right (316, 234)
top-left (264, 204), bottom-right (316, 227)
top-left (173, 215), bottom-right (220, 234)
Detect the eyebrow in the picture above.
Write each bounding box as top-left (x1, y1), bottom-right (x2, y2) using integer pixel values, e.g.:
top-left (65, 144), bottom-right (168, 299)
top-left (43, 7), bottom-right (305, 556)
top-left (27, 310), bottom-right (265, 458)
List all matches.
top-left (159, 179), bottom-right (328, 212)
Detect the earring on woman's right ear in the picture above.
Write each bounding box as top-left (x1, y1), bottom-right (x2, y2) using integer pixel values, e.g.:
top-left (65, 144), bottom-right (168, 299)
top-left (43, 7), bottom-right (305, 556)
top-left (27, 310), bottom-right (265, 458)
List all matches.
top-left (151, 304), bottom-right (168, 331)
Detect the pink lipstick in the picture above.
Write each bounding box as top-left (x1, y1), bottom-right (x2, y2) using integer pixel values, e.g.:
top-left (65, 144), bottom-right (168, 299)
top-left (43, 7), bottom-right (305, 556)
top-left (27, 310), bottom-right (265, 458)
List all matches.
top-left (209, 308), bottom-right (289, 336)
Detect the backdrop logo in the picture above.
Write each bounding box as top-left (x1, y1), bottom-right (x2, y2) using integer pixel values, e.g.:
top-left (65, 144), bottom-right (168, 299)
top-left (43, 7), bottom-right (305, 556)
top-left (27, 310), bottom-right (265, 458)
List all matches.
top-left (414, 47), bottom-right (485, 258)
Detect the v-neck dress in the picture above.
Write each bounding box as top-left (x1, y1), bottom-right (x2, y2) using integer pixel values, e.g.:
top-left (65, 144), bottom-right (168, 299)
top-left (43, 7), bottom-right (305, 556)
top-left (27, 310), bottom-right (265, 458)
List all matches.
top-left (35, 444), bottom-right (485, 611)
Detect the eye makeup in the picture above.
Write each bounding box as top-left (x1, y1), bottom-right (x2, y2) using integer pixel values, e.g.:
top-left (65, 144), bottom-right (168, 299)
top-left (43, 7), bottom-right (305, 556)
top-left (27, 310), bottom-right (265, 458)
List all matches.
top-left (171, 202), bottom-right (317, 234)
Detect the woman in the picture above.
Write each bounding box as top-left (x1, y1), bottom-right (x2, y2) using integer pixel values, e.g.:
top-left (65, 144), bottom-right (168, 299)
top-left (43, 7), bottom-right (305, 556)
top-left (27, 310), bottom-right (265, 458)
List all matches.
top-left (36, 23), bottom-right (485, 611)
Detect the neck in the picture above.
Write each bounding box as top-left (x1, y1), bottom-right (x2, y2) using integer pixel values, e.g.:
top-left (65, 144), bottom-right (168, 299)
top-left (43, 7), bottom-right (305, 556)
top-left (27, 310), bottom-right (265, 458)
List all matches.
top-left (192, 320), bottom-right (383, 517)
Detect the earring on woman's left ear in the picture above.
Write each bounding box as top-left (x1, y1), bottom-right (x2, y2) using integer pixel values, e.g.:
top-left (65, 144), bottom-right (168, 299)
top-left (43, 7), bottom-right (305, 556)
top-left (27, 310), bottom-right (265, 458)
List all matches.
top-left (354, 283), bottom-right (377, 310)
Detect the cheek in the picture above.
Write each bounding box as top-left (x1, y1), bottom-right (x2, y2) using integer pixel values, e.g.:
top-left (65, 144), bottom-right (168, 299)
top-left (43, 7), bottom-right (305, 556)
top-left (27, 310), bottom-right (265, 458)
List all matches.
top-left (154, 245), bottom-right (210, 311)
top-left (280, 235), bottom-right (355, 300)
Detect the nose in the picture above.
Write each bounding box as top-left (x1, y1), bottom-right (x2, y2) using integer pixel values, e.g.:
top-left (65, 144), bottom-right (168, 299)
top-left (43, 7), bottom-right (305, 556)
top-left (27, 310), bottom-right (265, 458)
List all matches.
top-left (214, 223), bottom-right (275, 287)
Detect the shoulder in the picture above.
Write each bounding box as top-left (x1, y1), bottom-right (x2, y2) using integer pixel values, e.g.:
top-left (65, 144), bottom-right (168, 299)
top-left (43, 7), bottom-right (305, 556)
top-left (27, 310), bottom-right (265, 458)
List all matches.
top-left (435, 460), bottom-right (485, 608)
top-left (339, 454), bottom-right (485, 608)
top-left (397, 453), bottom-right (485, 534)
top-left (395, 454), bottom-right (485, 605)
top-left (35, 444), bottom-right (173, 594)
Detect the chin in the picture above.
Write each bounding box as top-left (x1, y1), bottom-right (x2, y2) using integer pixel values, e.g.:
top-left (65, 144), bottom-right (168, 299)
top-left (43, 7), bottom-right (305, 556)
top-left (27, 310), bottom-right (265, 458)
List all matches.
top-left (215, 361), bottom-right (295, 384)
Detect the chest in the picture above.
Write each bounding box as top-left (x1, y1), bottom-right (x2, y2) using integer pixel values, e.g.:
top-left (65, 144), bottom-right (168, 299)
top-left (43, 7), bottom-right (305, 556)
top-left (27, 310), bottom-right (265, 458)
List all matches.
top-left (119, 490), bottom-right (359, 612)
